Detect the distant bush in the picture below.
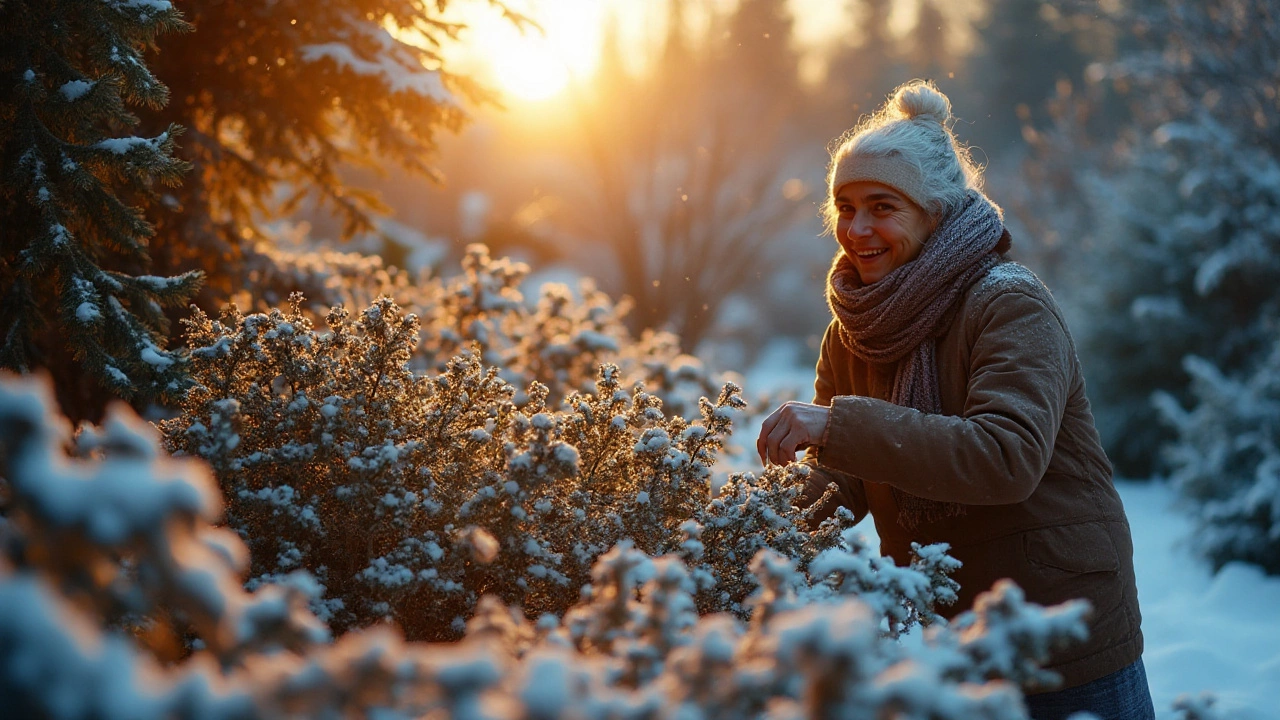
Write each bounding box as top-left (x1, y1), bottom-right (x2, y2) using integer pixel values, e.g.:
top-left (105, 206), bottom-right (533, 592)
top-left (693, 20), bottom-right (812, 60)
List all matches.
top-left (1, 374), bottom-right (1096, 719)
top-left (239, 242), bottom-right (721, 416)
top-left (1156, 342), bottom-right (1280, 574)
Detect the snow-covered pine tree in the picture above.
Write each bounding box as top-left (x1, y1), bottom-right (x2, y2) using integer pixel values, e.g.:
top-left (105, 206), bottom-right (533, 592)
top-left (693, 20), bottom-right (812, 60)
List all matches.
top-left (1028, 0), bottom-right (1280, 483)
top-left (1155, 343), bottom-right (1280, 573)
top-left (1024, 0), bottom-right (1280, 572)
top-left (131, 0), bottom-right (528, 310)
top-left (0, 0), bottom-right (202, 414)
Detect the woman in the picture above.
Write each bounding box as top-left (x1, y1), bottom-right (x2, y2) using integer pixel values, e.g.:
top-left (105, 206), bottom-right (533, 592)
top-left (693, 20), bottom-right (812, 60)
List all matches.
top-left (757, 80), bottom-right (1154, 720)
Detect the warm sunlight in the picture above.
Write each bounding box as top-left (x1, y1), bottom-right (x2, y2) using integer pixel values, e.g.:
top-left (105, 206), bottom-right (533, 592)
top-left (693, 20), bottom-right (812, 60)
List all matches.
top-left (448, 0), bottom-right (978, 103)
top-left (455, 0), bottom-right (616, 103)
top-left (486, 28), bottom-right (577, 102)
top-left (12, 0), bottom-right (1279, 717)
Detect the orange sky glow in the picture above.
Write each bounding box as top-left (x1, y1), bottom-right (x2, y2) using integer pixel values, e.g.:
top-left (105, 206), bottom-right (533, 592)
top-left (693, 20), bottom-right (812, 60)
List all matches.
top-left (439, 0), bottom-right (979, 105)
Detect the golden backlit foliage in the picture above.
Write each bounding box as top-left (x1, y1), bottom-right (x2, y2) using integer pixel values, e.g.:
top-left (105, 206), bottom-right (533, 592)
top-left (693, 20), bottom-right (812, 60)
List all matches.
top-left (134, 0), bottom-right (531, 306)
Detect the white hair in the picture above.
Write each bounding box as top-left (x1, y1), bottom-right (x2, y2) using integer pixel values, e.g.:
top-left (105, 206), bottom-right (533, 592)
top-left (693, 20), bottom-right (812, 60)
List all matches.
top-left (824, 80), bottom-right (986, 232)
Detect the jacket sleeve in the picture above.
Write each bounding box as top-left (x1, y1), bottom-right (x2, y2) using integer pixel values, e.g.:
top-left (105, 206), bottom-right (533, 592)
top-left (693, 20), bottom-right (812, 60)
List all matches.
top-left (798, 322), bottom-right (869, 526)
top-left (815, 290), bottom-right (1072, 505)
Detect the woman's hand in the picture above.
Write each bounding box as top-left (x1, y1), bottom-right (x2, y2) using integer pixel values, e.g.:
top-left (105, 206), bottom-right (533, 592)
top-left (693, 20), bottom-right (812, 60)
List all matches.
top-left (757, 401), bottom-right (830, 466)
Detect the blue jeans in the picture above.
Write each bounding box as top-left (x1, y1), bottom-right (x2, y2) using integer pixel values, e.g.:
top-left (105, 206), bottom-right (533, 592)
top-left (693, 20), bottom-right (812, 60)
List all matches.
top-left (1025, 658), bottom-right (1156, 720)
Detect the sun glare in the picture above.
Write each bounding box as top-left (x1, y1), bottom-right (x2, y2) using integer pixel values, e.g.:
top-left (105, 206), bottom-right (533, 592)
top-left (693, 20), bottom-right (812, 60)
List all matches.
top-left (445, 1), bottom-right (974, 104)
top-left (489, 32), bottom-right (574, 102)
top-left (460, 0), bottom-right (610, 104)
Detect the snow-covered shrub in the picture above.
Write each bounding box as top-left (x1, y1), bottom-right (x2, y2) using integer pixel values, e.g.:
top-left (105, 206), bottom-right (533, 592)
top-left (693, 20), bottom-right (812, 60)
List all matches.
top-left (414, 244), bottom-right (722, 416)
top-left (551, 542), bottom-right (1088, 717)
top-left (0, 374), bottom-right (328, 716)
top-left (1156, 343), bottom-right (1280, 573)
top-left (237, 237), bottom-right (409, 317)
top-left (163, 293), bottom-right (921, 638)
top-left (228, 242), bottom-right (721, 417)
top-left (2, 373), bottom-right (1097, 719)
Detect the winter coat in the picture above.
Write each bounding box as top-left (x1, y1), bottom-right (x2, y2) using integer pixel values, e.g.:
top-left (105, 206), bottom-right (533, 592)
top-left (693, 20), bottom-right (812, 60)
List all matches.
top-left (801, 260), bottom-right (1142, 692)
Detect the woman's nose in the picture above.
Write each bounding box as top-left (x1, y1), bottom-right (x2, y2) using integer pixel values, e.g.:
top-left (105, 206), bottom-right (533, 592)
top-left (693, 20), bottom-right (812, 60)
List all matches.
top-left (846, 212), bottom-right (873, 239)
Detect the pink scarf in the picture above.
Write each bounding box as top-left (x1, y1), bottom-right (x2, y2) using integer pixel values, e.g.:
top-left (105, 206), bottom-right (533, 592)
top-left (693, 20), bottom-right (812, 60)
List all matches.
top-left (825, 191), bottom-right (1009, 529)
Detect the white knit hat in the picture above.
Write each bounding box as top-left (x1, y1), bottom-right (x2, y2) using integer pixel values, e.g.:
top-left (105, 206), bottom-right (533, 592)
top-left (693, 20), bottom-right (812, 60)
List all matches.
top-left (825, 80), bottom-right (984, 221)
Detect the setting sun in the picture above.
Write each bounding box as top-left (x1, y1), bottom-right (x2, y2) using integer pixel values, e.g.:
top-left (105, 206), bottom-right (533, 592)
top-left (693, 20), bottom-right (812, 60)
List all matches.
top-left (486, 30), bottom-right (576, 101)
top-left (455, 0), bottom-right (615, 103)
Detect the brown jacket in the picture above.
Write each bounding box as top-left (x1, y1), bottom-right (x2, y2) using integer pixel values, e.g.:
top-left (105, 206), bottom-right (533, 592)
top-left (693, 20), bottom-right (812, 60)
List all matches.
top-left (803, 261), bottom-right (1142, 691)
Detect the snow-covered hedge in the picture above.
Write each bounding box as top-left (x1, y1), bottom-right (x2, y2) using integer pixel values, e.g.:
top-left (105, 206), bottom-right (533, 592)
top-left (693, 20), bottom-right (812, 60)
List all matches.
top-left (1, 374), bottom-right (1107, 719)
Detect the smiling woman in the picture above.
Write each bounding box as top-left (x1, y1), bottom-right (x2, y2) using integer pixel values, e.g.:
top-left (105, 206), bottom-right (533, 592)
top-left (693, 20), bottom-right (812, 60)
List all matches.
top-left (757, 79), bottom-right (1155, 720)
top-left (831, 182), bottom-right (936, 285)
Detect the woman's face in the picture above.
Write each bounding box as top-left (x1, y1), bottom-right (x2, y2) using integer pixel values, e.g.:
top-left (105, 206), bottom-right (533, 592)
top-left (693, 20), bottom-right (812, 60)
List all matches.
top-left (833, 181), bottom-right (935, 285)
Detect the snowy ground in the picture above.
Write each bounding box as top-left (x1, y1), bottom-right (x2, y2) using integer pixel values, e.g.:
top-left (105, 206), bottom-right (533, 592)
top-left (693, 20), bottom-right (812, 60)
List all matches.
top-left (1122, 480), bottom-right (1280, 719)
top-left (734, 341), bottom-right (1280, 720)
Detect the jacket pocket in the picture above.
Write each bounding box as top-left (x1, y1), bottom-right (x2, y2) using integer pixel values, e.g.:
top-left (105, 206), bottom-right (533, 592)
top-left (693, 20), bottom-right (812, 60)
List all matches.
top-left (1018, 521), bottom-right (1124, 621)
top-left (1017, 521), bottom-right (1134, 673)
top-left (1024, 521), bottom-right (1119, 574)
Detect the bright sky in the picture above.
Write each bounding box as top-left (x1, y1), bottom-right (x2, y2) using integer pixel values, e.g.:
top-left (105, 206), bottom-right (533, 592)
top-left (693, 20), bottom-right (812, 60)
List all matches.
top-left (442, 0), bottom-right (647, 103)
top-left (447, 1), bottom-right (606, 102)
top-left (443, 0), bottom-right (976, 103)
top-left (444, 0), bottom-right (842, 103)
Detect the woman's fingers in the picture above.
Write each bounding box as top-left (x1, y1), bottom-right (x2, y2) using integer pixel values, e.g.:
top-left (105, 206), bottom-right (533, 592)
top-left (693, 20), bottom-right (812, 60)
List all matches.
top-left (757, 405), bottom-right (785, 464)
top-left (767, 409), bottom-right (805, 465)
top-left (777, 426), bottom-right (807, 464)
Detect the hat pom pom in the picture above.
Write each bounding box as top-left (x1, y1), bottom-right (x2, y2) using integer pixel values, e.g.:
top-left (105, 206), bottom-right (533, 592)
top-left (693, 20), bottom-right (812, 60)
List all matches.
top-left (892, 80), bottom-right (951, 125)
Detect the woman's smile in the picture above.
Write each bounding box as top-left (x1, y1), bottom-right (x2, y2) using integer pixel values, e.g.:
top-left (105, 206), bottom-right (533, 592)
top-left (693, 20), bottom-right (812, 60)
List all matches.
top-left (851, 246), bottom-right (893, 272)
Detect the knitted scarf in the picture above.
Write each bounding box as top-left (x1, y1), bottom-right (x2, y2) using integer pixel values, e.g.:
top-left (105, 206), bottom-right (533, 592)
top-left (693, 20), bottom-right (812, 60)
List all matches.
top-left (825, 190), bottom-right (1009, 529)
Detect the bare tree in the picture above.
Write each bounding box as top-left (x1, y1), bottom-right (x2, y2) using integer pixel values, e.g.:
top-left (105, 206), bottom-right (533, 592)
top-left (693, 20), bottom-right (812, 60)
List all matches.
top-left (563, 0), bottom-right (814, 349)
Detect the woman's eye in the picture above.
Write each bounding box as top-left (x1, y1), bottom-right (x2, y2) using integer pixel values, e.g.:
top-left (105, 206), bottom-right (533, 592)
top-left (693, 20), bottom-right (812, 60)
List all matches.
top-left (873, 203), bottom-right (894, 212)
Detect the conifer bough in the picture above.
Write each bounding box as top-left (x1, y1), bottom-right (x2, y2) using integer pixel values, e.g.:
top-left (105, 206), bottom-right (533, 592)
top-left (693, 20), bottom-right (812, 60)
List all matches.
top-left (0, 0), bottom-right (202, 410)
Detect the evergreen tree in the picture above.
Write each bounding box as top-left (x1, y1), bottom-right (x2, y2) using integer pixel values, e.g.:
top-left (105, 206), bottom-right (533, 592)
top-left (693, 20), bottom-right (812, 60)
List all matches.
top-left (824, 0), bottom-right (904, 122)
top-left (0, 0), bottom-right (203, 413)
top-left (965, 0), bottom-right (1088, 155)
top-left (911, 0), bottom-right (951, 80)
top-left (133, 1), bottom-right (527, 306)
top-left (724, 0), bottom-right (801, 93)
top-left (1126, 0), bottom-right (1279, 571)
top-left (1156, 344), bottom-right (1280, 574)
top-left (1029, 0), bottom-right (1280, 571)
